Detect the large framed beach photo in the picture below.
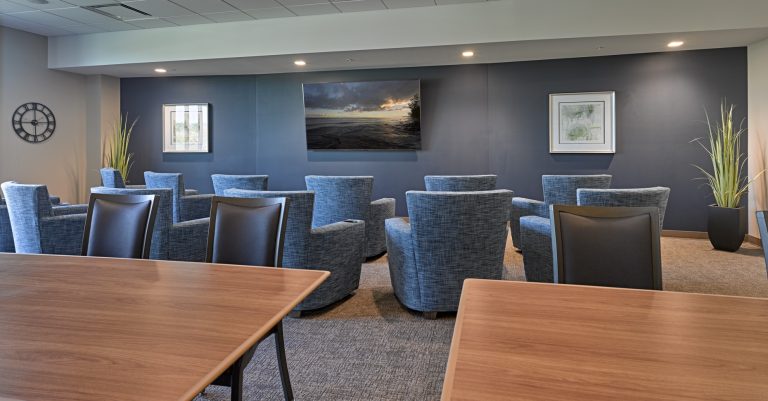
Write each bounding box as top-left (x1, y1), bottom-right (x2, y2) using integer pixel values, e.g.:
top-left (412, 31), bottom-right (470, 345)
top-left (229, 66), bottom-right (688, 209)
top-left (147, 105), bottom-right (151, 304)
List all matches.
top-left (303, 80), bottom-right (421, 150)
top-left (549, 92), bottom-right (615, 153)
top-left (162, 103), bottom-right (210, 153)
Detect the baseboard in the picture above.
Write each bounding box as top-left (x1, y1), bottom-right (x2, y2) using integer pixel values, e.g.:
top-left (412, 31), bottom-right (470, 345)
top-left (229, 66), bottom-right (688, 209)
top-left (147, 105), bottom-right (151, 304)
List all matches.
top-left (661, 230), bottom-right (762, 247)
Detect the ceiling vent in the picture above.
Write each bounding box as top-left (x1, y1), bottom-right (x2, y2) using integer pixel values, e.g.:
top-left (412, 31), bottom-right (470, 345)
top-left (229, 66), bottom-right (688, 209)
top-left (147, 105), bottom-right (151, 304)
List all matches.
top-left (84, 3), bottom-right (151, 22)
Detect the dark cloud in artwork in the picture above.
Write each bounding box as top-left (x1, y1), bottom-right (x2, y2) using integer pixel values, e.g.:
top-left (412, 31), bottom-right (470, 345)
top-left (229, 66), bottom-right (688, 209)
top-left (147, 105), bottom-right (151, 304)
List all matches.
top-left (303, 80), bottom-right (419, 111)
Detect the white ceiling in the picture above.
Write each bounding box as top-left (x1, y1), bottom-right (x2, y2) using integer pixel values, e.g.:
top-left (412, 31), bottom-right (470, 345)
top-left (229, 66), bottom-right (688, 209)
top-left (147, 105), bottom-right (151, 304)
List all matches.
top-left (0, 0), bottom-right (493, 36)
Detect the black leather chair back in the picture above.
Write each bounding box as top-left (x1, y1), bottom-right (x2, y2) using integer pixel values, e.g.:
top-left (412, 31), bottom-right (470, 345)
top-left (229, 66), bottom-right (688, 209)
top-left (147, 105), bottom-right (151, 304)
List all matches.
top-left (551, 205), bottom-right (662, 290)
top-left (206, 196), bottom-right (288, 267)
top-left (82, 194), bottom-right (158, 259)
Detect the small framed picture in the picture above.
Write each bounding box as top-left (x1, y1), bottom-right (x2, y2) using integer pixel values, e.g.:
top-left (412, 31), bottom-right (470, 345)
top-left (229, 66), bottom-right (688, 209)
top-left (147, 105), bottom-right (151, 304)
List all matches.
top-left (549, 92), bottom-right (615, 154)
top-left (162, 103), bottom-right (210, 153)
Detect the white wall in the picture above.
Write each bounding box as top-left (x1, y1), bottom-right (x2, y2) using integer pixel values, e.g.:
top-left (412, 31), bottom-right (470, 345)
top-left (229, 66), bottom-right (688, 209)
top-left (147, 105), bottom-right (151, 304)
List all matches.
top-left (748, 37), bottom-right (768, 236)
top-left (0, 26), bottom-right (117, 203)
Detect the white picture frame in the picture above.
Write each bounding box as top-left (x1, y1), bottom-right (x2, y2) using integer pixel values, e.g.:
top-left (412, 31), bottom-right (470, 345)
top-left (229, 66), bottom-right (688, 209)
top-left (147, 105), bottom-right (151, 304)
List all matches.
top-left (162, 103), bottom-right (210, 153)
top-left (549, 92), bottom-right (615, 154)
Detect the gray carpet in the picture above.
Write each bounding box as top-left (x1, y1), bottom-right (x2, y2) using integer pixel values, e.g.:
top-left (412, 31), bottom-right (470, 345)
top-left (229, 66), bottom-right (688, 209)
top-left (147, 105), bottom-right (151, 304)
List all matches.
top-left (196, 236), bottom-right (768, 401)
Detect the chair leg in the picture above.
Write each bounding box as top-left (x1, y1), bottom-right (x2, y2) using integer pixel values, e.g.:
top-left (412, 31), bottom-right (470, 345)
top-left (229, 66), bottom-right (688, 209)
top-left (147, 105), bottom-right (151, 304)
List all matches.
top-left (274, 321), bottom-right (294, 401)
top-left (230, 357), bottom-right (245, 401)
top-left (423, 311), bottom-right (438, 319)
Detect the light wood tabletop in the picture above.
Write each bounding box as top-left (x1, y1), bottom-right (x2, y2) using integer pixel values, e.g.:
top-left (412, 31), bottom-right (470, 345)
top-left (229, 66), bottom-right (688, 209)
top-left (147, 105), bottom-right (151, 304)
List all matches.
top-left (0, 253), bottom-right (329, 401)
top-left (442, 279), bottom-right (768, 401)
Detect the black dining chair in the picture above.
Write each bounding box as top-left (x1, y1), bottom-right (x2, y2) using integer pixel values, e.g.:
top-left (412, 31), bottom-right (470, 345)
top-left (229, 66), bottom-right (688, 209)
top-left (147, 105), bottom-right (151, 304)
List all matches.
top-left (205, 196), bottom-right (292, 401)
top-left (81, 193), bottom-right (158, 259)
top-left (551, 205), bottom-right (662, 290)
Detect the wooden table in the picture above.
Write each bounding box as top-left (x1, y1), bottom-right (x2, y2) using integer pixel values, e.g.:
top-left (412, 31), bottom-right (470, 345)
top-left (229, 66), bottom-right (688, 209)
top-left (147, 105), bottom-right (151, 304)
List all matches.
top-left (442, 279), bottom-right (768, 401)
top-left (0, 253), bottom-right (328, 401)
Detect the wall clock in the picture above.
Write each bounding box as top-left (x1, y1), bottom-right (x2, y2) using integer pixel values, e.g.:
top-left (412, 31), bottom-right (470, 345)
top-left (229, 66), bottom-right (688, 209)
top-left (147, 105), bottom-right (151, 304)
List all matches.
top-left (12, 102), bottom-right (56, 143)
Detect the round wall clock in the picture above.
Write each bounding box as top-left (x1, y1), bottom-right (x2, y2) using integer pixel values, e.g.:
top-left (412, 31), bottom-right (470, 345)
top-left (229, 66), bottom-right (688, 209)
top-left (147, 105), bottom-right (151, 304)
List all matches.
top-left (12, 102), bottom-right (56, 143)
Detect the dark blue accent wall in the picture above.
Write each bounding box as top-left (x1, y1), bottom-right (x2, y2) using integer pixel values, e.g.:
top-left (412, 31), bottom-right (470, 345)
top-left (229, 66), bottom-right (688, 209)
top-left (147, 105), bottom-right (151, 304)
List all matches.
top-left (122, 48), bottom-right (748, 231)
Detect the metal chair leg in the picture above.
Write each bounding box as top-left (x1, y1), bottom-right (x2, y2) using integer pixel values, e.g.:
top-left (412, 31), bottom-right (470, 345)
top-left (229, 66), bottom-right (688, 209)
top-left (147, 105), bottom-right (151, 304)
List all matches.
top-left (230, 357), bottom-right (245, 401)
top-left (274, 321), bottom-right (294, 401)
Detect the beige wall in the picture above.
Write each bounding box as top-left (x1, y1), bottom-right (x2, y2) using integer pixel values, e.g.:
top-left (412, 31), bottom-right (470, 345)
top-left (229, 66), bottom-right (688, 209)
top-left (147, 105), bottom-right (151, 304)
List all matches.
top-left (748, 37), bottom-right (768, 236)
top-left (0, 26), bottom-right (118, 203)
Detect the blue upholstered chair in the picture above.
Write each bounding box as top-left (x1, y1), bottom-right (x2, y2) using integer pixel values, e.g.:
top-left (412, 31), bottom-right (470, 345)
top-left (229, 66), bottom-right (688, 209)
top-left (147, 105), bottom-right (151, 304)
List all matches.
top-left (520, 186), bottom-right (670, 283)
top-left (224, 189), bottom-right (365, 313)
top-left (144, 172), bottom-right (212, 223)
top-left (305, 175), bottom-right (395, 258)
top-left (424, 175), bottom-right (497, 191)
top-left (90, 187), bottom-right (209, 262)
top-left (386, 190), bottom-right (513, 318)
top-left (211, 174), bottom-right (269, 195)
top-left (1, 193), bottom-right (64, 252)
top-left (1, 182), bottom-right (89, 255)
top-left (101, 168), bottom-right (199, 195)
top-left (511, 175), bottom-right (612, 249)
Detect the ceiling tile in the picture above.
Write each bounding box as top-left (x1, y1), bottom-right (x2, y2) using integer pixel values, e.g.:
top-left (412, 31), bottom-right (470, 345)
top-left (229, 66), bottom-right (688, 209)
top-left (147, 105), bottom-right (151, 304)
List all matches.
top-left (0, 0), bottom-right (33, 13)
top-left (8, 10), bottom-right (80, 26)
top-left (435, 0), bottom-right (484, 4)
top-left (382, 0), bottom-right (435, 9)
top-left (129, 17), bottom-right (177, 28)
top-left (202, 10), bottom-right (252, 22)
top-left (278, 0), bottom-right (330, 6)
top-left (61, 0), bottom-right (121, 5)
top-left (162, 13), bottom-right (212, 25)
top-left (224, 0), bottom-right (282, 10)
top-left (90, 20), bottom-right (141, 31)
top-left (122, 0), bottom-right (194, 18)
top-left (5, 0), bottom-right (74, 10)
top-left (46, 7), bottom-right (122, 24)
top-left (242, 6), bottom-right (294, 18)
top-left (168, 0), bottom-right (236, 14)
top-left (60, 23), bottom-right (105, 33)
top-left (288, 3), bottom-right (338, 16)
top-left (332, 0), bottom-right (385, 13)
top-left (0, 14), bottom-right (70, 35)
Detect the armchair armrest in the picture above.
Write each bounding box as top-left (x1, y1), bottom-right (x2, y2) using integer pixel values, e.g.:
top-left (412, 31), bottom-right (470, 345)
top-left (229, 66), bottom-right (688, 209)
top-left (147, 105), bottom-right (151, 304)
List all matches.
top-left (384, 217), bottom-right (420, 309)
top-left (40, 213), bottom-right (87, 255)
top-left (309, 219), bottom-right (366, 265)
top-left (52, 204), bottom-right (88, 216)
top-left (180, 194), bottom-right (213, 222)
top-left (511, 197), bottom-right (547, 219)
top-left (169, 217), bottom-right (210, 262)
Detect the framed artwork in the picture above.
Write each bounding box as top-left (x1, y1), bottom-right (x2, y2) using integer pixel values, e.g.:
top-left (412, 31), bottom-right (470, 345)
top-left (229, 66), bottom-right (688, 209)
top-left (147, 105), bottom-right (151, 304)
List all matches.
top-left (549, 92), bottom-right (615, 154)
top-left (162, 103), bottom-right (209, 153)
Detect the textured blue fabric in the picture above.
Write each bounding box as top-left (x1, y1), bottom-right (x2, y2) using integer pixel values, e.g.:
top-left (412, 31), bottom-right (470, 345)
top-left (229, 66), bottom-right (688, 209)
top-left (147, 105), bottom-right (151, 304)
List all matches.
top-left (386, 190), bottom-right (513, 313)
top-left (90, 187), bottom-right (209, 262)
top-left (305, 175), bottom-right (395, 258)
top-left (0, 197), bottom-right (82, 253)
top-left (1, 182), bottom-right (86, 255)
top-left (423, 175), bottom-right (497, 192)
top-left (144, 172), bottom-right (212, 223)
top-left (511, 175), bottom-right (612, 249)
top-left (577, 187), bottom-right (671, 228)
top-left (225, 189), bottom-right (365, 311)
top-left (211, 174), bottom-right (269, 195)
top-left (100, 168), bottom-right (127, 188)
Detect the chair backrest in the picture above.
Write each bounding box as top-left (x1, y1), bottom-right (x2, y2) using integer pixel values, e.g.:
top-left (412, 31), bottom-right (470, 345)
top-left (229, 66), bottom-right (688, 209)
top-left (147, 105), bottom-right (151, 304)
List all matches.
top-left (551, 205), bottom-right (662, 290)
top-left (577, 187), bottom-right (671, 228)
top-left (144, 172), bottom-right (185, 223)
top-left (1, 182), bottom-right (55, 254)
top-left (206, 197), bottom-right (288, 267)
top-left (223, 190), bottom-right (315, 265)
top-left (406, 190), bottom-right (513, 307)
top-left (305, 175), bottom-right (372, 227)
top-left (81, 193), bottom-right (158, 259)
top-left (211, 174), bottom-right (269, 195)
top-left (100, 168), bottom-right (127, 188)
top-left (424, 175), bottom-right (497, 192)
top-left (90, 187), bottom-right (174, 260)
top-left (542, 175), bottom-right (612, 206)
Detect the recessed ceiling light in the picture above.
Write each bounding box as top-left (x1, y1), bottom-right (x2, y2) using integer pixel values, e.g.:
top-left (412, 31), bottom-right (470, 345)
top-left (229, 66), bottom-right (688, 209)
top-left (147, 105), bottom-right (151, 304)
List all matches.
top-left (667, 41), bottom-right (684, 48)
top-left (294, 60), bottom-right (307, 66)
top-left (462, 51), bottom-right (474, 58)
top-left (154, 68), bottom-right (167, 73)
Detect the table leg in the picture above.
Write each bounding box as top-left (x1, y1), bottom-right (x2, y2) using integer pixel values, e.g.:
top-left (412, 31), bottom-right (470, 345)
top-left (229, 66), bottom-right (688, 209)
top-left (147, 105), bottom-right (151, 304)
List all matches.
top-left (274, 321), bottom-right (294, 401)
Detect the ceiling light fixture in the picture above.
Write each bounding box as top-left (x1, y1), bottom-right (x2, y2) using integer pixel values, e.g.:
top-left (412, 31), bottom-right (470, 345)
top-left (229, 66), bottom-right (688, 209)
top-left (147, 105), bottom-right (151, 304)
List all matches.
top-left (667, 41), bottom-right (684, 48)
top-left (294, 60), bottom-right (307, 66)
top-left (462, 51), bottom-right (474, 58)
top-left (154, 68), bottom-right (167, 73)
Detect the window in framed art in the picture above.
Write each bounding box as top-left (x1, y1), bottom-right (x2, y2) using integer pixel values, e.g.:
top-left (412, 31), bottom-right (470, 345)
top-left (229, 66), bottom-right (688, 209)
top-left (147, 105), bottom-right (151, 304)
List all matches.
top-left (162, 103), bottom-right (209, 153)
top-left (549, 92), bottom-right (615, 153)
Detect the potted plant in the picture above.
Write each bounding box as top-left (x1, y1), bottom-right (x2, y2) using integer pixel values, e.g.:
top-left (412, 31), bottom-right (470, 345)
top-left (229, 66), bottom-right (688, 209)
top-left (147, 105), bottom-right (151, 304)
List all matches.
top-left (693, 101), bottom-right (761, 252)
top-left (103, 114), bottom-right (137, 183)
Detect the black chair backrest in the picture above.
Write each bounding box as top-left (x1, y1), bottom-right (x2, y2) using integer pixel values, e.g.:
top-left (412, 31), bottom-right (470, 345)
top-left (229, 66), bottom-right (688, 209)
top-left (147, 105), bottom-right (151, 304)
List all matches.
top-left (206, 196), bottom-right (288, 267)
top-left (82, 193), bottom-right (158, 259)
top-left (551, 205), bottom-right (662, 290)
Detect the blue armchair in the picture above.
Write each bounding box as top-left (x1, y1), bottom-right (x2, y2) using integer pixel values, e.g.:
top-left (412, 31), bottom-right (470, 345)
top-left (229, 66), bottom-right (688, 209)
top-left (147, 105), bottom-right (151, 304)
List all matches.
top-left (386, 190), bottom-right (513, 318)
top-left (424, 175), bottom-right (497, 191)
top-left (144, 172), bottom-right (212, 222)
top-left (1, 193), bottom-right (66, 252)
top-left (511, 175), bottom-right (612, 249)
top-left (101, 168), bottom-right (198, 195)
top-left (224, 189), bottom-right (365, 313)
top-left (211, 174), bottom-right (269, 195)
top-left (90, 187), bottom-right (209, 262)
top-left (305, 175), bottom-right (395, 258)
top-left (1, 182), bottom-right (89, 255)
top-left (520, 186), bottom-right (670, 283)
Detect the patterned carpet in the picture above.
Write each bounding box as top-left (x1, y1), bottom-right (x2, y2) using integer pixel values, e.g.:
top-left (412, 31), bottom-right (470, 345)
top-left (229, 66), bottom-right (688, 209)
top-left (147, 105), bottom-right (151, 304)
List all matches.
top-left (196, 236), bottom-right (768, 401)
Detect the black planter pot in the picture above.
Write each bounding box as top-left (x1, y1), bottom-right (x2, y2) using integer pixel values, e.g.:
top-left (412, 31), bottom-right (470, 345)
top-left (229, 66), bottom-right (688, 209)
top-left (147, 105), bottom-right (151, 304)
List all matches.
top-left (707, 205), bottom-right (746, 252)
